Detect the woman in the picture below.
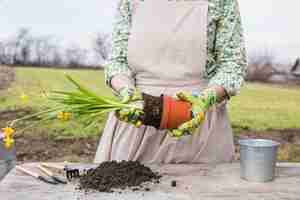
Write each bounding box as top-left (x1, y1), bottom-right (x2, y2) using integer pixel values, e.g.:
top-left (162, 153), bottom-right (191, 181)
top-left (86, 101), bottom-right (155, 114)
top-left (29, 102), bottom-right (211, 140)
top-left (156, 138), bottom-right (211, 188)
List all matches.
top-left (95, 0), bottom-right (247, 164)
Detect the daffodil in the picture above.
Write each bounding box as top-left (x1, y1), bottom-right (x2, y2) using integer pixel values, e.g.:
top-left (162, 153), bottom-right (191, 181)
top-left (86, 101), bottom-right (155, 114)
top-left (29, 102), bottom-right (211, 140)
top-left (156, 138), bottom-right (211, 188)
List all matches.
top-left (2, 127), bottom-right (14, 138)
top-left (57, 111), bottom-right (71, 121)
top-left (20, 93), bottom-right (28, 103)
top-left (196, 112), bottom-right (204, 123)
top-left (135, 120), bottom-right (142, 127)
top-left (171, 129), bottom-right (183, 138)
top-left (3, 137), bottom-right (14, 149)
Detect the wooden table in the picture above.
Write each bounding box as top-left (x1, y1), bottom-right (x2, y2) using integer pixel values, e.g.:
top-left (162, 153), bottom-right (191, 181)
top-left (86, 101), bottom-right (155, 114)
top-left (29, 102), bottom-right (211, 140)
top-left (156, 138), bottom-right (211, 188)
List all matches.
top-left (1, 162), bottom-right (300, 200)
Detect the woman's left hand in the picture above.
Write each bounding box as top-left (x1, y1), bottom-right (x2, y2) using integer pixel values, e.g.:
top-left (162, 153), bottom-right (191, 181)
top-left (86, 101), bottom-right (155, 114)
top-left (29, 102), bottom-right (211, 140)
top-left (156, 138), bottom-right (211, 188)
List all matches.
top-left (170, 88), bottom-right (218, 138)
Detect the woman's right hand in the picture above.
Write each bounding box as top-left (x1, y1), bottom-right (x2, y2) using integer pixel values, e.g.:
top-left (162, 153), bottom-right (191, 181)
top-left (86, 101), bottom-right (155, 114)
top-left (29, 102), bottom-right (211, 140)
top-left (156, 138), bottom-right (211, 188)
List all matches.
top-left (118, 86), bottom-right (142, 103)
top-left (116, 87), bottom-right (144, 127)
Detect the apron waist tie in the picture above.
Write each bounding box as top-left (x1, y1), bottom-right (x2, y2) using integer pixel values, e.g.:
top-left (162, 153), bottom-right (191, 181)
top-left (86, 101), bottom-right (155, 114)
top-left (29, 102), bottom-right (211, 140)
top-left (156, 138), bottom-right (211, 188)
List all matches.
top-left (135, 77), bottom-right (209, 88)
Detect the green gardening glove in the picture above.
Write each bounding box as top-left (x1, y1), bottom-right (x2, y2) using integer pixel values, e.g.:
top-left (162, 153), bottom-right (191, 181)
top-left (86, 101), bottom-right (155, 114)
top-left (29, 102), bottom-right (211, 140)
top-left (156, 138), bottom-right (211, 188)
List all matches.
top-left (116, 86), bottom-right (144, 127)
top-left (171, 88), bottom-right (217, 138)
top-left (118, 86), bottom-right (142, 103)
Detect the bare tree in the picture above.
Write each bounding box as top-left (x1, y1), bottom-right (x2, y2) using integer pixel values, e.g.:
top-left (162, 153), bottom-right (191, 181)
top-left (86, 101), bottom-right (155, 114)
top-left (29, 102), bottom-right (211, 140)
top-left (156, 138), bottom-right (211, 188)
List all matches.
top-left (0, 41), bottom-right (15, 65)
top-left (93, 33), bottom-right (110, 62)
top-left (0, 28), bottom-right (108, 68)
top-left (32, 36), bottom-right (57, 66)
top-left (0, 42), bottom-right (5, 64)
top-left (247, 49), bottom-right (276, 82)
top-left (65, 45), bottom-right (87, 68)
top-left (248, 48), bottom-right (276, 66)
top-left (11, 28), bottom-right (33, 65)
top-left (51, 49), bottom-right (63, 67)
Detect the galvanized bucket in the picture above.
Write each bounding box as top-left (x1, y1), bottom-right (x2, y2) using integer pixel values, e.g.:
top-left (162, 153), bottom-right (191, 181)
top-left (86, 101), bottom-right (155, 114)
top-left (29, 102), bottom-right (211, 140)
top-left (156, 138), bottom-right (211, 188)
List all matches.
top-left (239, 139), bottom-right (280, 182)
top-left (0, 132), bottom-right (16, 181)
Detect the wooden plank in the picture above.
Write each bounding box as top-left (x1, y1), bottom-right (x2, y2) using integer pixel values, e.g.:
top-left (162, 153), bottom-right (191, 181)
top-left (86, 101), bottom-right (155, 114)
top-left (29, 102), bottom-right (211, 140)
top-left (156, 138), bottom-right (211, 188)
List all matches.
top-left (0, 162), bottom-right (300, 200)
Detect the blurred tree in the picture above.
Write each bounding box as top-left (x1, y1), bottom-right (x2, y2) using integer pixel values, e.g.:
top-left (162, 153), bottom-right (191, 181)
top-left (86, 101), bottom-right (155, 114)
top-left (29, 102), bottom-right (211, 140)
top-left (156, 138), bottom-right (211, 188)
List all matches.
top-left (0, 28), bottom-right (107, 68)
top-left (32, 36), bottom-right (59, 66)
top-left (65, 45), bottom-right (87, 68)
top-left (11, 28), bottom-right (33, 65)
top-left (247, 49), bottom-right (276, 82)
top-left (0, 41), bottom-right (15, 65)
top-left (93, 33), bottom-right (111, 63)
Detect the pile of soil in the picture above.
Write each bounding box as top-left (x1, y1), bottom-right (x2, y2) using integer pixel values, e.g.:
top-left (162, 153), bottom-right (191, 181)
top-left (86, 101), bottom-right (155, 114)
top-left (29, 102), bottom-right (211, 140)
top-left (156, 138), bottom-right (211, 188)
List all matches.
top-left (142, 93), bottom-right (163, 128)
top-left (78, 160), bottom-right (161, 193)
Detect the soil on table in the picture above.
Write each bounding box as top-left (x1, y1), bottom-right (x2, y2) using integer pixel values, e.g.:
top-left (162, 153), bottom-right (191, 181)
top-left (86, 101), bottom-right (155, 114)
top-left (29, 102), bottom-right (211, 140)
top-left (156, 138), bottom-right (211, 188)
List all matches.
top-left (142, 93), bottom-right (163, 128)
top-left (78, 160), bottom-right (161, 193)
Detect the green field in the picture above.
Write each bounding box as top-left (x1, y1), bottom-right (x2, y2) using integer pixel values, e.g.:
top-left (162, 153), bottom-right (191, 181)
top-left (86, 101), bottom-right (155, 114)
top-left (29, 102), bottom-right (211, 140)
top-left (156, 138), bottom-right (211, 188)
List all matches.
top-left (1, 67), bottom-right (300, 138)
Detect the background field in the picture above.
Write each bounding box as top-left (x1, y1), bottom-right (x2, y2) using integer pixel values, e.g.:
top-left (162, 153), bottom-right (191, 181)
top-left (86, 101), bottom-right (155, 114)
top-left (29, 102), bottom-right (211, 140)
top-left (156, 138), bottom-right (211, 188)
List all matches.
top-left (1, 67), bottom-right (300, 162)
top-left (1, 67), bottom-right (300, 136)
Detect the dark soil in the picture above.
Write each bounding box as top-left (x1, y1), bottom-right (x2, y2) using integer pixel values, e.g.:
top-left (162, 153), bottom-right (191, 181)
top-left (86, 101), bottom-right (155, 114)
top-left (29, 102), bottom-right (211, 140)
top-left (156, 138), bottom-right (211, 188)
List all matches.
top-left (0, 108), bottom-right (32, 121)
top-left (142, 93), bottom-right (163, 128)
top-left (78, 160), bottom-right (161, 193)
top-left (15, 133), bottom-right (98, 163)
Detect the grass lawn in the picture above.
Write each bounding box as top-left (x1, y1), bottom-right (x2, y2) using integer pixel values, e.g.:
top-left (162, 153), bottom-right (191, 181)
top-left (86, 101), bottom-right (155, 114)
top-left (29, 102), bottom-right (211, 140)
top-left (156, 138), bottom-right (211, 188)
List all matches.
top-left (1, 67), bottom-right (300, 138)
top-left (0, 67), bottom-right (112, 138)
top-left (229, 83), bottom-right (300, 134)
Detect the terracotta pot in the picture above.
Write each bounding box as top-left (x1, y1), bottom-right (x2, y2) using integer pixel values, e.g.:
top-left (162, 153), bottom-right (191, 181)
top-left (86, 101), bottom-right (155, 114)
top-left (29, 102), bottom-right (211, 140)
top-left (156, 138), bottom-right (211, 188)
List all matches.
top-left (160, 95), bottom-right (192, 129)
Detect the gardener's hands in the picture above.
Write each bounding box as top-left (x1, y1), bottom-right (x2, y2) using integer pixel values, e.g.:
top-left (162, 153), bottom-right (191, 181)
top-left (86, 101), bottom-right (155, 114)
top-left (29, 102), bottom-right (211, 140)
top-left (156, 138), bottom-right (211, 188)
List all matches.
top-left (116, 86), bottom-right (144, 127)
top-left (117, 86), bottom-right (142, 103)
top-left (110, 74), bottom-right (144, 126)
top-left (171, 88), bottom-right (218, 138)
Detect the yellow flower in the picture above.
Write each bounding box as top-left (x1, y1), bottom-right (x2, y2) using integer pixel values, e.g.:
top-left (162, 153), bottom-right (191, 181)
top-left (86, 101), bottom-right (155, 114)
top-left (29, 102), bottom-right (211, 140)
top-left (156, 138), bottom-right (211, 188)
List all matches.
top-left (196, 112), bottom-right (204, 123)
top-left (3, 137), bottom-right (14, 149)
top-left (172, 129), bottom-right (183, 138)
top-left (135, 120), bottom-right (142, 127)
top-left (20, 93), bottom-right (28, 103)
top-left (2, 127), bottom-right (14, 138)
top-left (57, 111), bottom-right (71, 121)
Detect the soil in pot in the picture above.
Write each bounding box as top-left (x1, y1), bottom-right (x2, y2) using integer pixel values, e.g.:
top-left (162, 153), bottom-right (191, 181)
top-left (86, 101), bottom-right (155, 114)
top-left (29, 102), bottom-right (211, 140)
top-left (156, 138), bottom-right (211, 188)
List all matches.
top-left (142, 93), bottom-right (163, 128)
top-left (141, 93), bottom-right (192, 130)
top-left (77, 160), bottom-right (161, 193)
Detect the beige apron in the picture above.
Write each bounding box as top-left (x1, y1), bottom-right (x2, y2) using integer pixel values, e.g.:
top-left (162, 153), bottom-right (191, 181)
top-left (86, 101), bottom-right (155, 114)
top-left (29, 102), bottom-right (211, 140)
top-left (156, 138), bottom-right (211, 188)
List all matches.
top-left (94, 0), bottom-right (234, 164)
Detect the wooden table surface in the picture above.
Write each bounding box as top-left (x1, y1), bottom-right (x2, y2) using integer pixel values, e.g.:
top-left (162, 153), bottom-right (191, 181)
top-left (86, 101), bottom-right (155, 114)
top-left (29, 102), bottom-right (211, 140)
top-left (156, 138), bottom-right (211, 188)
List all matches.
top-left (1, 162), bottom-right (300, 200)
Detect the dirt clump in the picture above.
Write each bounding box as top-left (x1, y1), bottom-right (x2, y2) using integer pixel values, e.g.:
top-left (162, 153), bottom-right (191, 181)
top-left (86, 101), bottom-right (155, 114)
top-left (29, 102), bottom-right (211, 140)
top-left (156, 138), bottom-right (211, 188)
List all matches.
top-left (78, 160), bottom-right (161, 193)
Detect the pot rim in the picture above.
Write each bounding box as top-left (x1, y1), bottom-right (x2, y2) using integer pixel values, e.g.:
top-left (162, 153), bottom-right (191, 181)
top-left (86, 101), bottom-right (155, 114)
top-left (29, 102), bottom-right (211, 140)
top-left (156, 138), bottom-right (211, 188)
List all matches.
top-left (239, 139), bottom-right (280, 147)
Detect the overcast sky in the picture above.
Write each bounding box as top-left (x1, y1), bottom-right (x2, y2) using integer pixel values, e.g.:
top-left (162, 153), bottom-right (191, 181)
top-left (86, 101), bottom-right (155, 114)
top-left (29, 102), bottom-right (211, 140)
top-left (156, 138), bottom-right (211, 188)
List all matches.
top-left (0, 0), bottom-right (299, 63)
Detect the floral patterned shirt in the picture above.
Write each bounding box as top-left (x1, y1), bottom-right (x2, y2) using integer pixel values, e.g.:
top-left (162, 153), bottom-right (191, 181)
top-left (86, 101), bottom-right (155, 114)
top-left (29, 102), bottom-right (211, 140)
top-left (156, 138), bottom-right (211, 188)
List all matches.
top-left (104, 0), bottom-right (247, 97)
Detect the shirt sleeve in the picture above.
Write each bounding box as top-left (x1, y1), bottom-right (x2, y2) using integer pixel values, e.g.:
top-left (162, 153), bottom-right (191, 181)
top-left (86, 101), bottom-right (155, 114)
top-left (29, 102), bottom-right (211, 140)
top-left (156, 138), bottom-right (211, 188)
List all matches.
top-left (104, 0), bottom-right (134, 88)
top-left (208, 0), bottom-right (248, 97)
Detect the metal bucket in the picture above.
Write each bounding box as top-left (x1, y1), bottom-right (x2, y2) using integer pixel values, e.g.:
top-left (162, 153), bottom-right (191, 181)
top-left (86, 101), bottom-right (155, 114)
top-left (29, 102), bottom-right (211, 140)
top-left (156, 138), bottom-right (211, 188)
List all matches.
top-left (239, 139), bottom-right (280, 182)
top-left (0, 133), bottom-right (16, 181)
